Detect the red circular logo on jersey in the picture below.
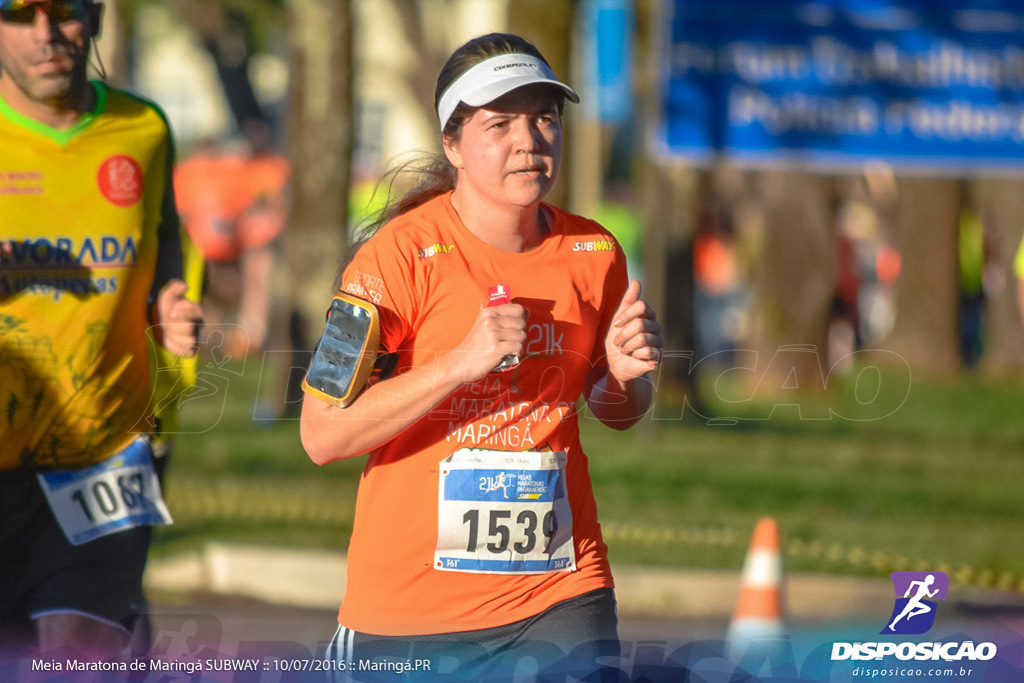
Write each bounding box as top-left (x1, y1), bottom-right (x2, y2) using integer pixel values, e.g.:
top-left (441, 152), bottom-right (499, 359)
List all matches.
top-left (97, 155), bottom-right (144, 207)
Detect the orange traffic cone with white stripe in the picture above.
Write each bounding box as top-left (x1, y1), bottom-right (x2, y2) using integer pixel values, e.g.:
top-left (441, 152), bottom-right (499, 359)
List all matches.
top-left (727, 517), bottom-right (787, 663)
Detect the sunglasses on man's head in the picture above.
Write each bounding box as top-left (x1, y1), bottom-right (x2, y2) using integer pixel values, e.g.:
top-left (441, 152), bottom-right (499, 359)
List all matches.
top-left (0, 0), bottom-right (87, 25)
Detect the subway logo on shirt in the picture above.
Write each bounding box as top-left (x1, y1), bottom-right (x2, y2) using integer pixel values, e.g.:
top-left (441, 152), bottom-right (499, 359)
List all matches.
top-left (572, 239), bottom-right (616, 252)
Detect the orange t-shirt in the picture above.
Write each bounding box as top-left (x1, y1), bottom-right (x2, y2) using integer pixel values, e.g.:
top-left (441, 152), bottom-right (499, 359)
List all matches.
top-left (335, 192), bottom-right (627, 636)
top-left (237, 153), bottom-right (290, 249)
top-left (174, 152), bottom-right (249, 262)
top-left (693, 233), bottom-right (737, 295)
top-left (175, 152), bottom-right (289, 262)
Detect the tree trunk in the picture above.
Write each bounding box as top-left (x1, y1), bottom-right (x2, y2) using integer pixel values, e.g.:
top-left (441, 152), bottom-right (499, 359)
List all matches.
top-left (392, 0), bottom-right (446, 134)
top-left (508, 0), bottom-right (575, 210)
top-left (274, 0), bottom-right (354, 413)
top-left (883, 177), bottom-right (961, 375)
top-left (977, 178), bottom-right (1024, 378)
top-left (640, 161), bottom-right (699, 411)
top-left (93, 0), bottom-right (125, 85)
top-left (745, 171), bottom-right (835, 406)
top-left (282, 0), bottom-right (353, 308)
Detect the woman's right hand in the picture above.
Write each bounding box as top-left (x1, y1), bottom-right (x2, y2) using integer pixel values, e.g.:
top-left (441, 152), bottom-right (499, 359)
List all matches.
top-left (450, 303), bottom-right (527, 383)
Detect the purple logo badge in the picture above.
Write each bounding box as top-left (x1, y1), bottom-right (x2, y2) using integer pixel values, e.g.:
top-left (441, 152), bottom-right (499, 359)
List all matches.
top-left (881, 571), bottom-right (949, 635)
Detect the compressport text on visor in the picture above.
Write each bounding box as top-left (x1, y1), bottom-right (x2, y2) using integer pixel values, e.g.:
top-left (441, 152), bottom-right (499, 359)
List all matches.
top-left (436, 53), bottom-right (580, 131)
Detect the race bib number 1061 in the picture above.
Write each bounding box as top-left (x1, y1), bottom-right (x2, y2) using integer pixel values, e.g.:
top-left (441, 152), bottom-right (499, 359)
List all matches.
top-left (434, 449), bottom-right (575, 575)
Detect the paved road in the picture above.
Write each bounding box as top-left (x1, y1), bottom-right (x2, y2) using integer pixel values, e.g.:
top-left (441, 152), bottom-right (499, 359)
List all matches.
top-left (144, 544), bottom-right (742, 656)
top-left (141, 546), bottom-right (1024, 681)
top-left (147, 592), bottom-right (727, 657)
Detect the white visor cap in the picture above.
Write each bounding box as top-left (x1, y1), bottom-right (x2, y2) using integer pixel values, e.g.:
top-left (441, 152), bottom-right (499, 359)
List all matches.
top-left (437, 53), bottom-right (580, 132)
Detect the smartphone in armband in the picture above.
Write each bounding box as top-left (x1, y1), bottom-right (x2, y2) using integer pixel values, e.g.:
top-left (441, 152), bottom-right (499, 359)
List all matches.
top-left (301, 293), bottom-right (381, 407)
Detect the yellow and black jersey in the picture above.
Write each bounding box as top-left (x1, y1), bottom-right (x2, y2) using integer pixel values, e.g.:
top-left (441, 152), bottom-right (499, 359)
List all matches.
top-left (0, 82), bottom-right (184, 471)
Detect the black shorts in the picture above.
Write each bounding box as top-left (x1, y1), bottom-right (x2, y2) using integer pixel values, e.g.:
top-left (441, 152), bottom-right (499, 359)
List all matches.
top-left (327, 588), bottom-right (619, 682)
top-left (0, 466), bottom-right (152, 647)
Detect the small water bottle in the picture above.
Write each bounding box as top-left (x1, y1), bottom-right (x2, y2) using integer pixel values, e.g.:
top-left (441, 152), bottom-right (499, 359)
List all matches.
top-left (487, 285), bottom-right (520, 373)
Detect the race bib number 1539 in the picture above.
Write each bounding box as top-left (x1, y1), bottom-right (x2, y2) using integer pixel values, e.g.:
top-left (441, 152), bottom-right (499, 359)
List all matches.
top-left (434, 449), bottom-right (575, 575)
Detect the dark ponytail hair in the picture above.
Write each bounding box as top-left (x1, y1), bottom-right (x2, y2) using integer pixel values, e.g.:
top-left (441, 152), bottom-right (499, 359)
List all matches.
top-left (351, 33), bottom-right (552, 244)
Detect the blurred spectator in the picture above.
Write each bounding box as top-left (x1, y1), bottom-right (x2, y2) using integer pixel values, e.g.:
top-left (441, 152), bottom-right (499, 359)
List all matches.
top-left (869, 238), bottom-right (901, 344)
top-left (854, 166), bottom-right (901, 349)
top-left (348, 165), bottom-right (392, 235)
top-left (594, 181), bottom-right (643, 281)
top-left (839, 198), bottom-right (900, 349)
top-left (956, 184), bottom-right (1003, 369)
top-left (829, 196), bottom-right (863, 371)
top-left (1015, 233), bottom-right (1024, 329)
top-left (175, 118), bottom-right (290, 359)
top-left (957, 205), bottom-right (989, 367)
top-left (693, 196), bottom-right (745, 361)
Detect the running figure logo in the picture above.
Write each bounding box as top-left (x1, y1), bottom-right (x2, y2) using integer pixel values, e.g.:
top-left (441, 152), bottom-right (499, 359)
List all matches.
top-left (881, 571), bottom-right (949, 635)
top-left (479, 472), bottom-right (516, 499)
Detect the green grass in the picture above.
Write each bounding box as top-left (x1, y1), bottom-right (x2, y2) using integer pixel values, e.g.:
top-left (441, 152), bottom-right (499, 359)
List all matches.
top-left (154, 359), bottom-right (1024, 592)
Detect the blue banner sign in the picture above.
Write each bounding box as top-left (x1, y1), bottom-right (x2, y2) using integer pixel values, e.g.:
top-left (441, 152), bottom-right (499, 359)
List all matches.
top-left (656, 0), bottom-right (1024, 172)
top-left (580, 0), bottom-right (635, 123)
